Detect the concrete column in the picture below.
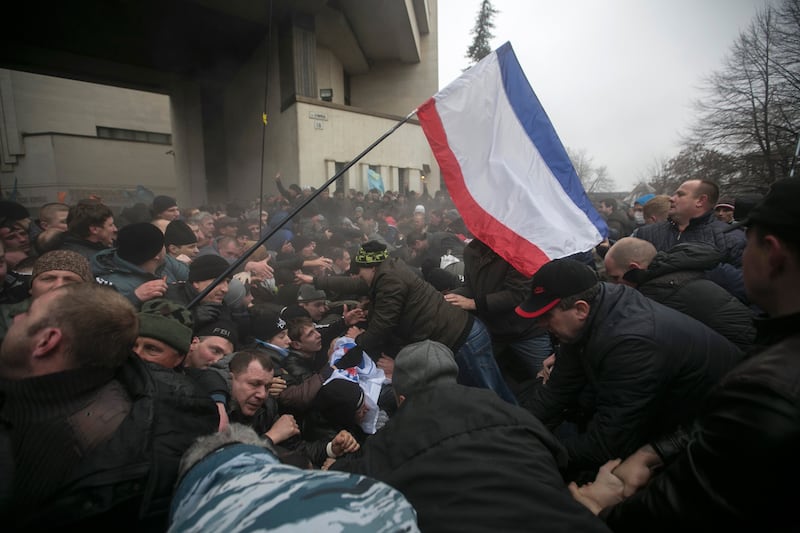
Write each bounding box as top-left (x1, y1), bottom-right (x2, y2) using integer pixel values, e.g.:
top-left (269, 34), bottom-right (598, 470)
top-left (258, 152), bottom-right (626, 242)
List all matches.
top-left (170, 80), bottom-right (207, 208)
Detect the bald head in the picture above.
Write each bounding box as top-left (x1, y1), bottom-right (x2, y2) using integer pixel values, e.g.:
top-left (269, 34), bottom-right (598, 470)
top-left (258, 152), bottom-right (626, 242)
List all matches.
top-left (604, 237), bottom-right (657, 285)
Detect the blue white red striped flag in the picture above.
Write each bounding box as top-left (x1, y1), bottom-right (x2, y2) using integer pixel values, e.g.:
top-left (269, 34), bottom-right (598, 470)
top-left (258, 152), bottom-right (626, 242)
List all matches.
top-left (417, 42), bottom-right (607, 276)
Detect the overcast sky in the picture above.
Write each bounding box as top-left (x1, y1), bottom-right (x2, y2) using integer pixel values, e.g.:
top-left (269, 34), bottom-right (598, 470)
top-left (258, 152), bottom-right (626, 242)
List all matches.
top-left (436, 0), bottom-right (775, 191)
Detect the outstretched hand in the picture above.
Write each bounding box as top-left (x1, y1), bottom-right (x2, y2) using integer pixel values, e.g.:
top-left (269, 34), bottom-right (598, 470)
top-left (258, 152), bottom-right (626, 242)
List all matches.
top-left (568, 458), bottom-right (625, 515)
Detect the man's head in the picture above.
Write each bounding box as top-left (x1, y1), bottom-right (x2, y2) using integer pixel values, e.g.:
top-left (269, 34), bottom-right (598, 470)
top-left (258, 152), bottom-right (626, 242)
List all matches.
top-left (631, 194), bottom-right (655, 225)
top-left (68, 202), bottom-right (117, 246)
top-left (296, 284), bottom-right (329, 321)
top-left (214, 217), bottom-right (239, 238)
top-left (116, 222), bottom-right (165, 271)
top-left (292, 235), bottom-right (316, 259)
top-left (314, 378), bottom-right (366, 431)
top-left (287, 317), bottom-right (322, 356)
top-left (189, 254), bottom-right (230, 303)
top-left (152, 195), bottom-right (180, 221)
top-left (134, 299), bottom-right (194, 368)
top-left (642, 195), bottom-right (671, 224)
top-left (0, 284), bottom-right (137, 379)
top-left (353, 240), bottom-right (388, 286)
top-left (669, 179), bottom-right (719, 225)
top-left (252, 308), bottom-right (289, 348)
top-left (405, 230), bottom-right (427, 253)
top-left (598, 198), bottom-right (617, 216)
top-left (516, 259), bottom-right (600, 343)
top-left (185, 320), bottom-right (238, 369)
top-left (30, 250), bottom-right (93, 299)
top-left (737, 179), bottom-right (800, 316)
top-left (217, 236), bottom-right (241, 262)
top-left (412, 212), bottom-right (426, 231)
top-left (229, 350), bottom-right (274, 417)
top-left (191, 212), bottom-right (215, 242)
top-left (165, 219), bottom-right (199, 259)
top-left (330, 247), bottom-right (351, 274)
top-left (38, 203), bottom-right (70, 232)
top-left (393, 340), bottom-right (458, 403)
top-left (604, 237), bottom-right (658, 286)
top-left (429, 209), bottom-right (443, 227)
top-left (714, 198), bottom-right (736, 224)
top-left (0, 201), bottom-right (31, 253)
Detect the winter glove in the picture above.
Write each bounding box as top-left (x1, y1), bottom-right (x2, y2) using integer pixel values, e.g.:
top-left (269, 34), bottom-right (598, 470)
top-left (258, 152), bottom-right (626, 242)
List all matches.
top-left (187, 368), bottom-right (230, 407)
top-left (335, 344), bottom-right (364, 370)
top-left (319, 365), bottom-right (334, 381)
top-left (194, 303), bottom-right (222, 325)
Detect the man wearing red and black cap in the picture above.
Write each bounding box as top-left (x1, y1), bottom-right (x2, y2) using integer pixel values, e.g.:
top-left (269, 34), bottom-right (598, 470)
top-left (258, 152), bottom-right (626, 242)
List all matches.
top-left (515, 257), bottom-right (742, 478)
top-left (570, 179), bottom-right (800, 531)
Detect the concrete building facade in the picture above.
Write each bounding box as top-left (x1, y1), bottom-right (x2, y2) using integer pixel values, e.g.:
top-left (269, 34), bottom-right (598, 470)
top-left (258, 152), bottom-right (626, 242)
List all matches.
top-left (0, 0), bottom-right (440, 211)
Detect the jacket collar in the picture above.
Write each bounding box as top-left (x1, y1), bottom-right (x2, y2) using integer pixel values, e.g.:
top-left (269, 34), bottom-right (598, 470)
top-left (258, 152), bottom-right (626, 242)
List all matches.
top-left (753, 311), bottom-right (800, 347)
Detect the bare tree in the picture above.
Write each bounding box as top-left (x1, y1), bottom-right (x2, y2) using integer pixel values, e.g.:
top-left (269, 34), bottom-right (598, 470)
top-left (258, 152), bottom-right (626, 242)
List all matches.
top-left (691, 1), bottom-right (800, 189)
top-left (466, 0), bottom-right (498, 65)
top-left (566, 147), bottom-right (617, 192)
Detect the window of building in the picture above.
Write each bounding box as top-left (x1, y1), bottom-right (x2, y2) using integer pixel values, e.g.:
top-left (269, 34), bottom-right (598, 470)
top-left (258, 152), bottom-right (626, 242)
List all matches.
top-left (334, 161), bottom-right (348, 192)
top-left (398, 167), bottom-right (408, 194)
top-left (96, 126), bottom-right (172, 145)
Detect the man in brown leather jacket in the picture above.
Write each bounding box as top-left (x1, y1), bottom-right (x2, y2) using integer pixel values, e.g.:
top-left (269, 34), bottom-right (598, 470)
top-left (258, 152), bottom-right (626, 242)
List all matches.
top-left (570, 179), bottom-right (800, 532)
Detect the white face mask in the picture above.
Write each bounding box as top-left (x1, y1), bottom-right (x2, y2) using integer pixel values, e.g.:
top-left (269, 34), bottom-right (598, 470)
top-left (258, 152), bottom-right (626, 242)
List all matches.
top-left (634, 211), bottom-right (645, 224)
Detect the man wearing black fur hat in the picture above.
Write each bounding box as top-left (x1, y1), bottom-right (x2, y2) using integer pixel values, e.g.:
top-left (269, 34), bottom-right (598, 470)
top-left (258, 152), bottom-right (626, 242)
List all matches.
top-left (152, 195), bottom-right (180, 222)
top-left (308, 240), bottom-right (516, 403)
top-left (166, 253), bottom-right (236, 331)
top-left (92, 222), bottom-right (168, 306)
top-left (163, 219), bottom-right (199, 283)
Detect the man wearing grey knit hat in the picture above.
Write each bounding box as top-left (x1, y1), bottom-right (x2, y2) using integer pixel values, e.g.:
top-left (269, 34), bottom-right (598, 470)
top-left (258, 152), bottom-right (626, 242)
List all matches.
top-left (332, 340), bottom-right (608, 533)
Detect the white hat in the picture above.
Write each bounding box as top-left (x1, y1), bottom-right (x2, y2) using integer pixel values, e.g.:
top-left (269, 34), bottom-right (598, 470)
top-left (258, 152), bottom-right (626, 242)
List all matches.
top-left (414, 204), bottom-right (426, 214)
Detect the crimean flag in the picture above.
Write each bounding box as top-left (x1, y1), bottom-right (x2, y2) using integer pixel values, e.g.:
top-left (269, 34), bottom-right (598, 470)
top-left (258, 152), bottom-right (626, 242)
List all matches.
top-left (367, 168), bottom-right (385, 194)
top-left (417, 42), bottom-right (607, 277)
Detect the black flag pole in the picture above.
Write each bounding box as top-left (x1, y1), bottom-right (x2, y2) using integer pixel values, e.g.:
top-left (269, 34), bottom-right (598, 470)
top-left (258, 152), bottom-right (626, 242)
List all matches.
top-left (187, 108), bottom-right (419, 309)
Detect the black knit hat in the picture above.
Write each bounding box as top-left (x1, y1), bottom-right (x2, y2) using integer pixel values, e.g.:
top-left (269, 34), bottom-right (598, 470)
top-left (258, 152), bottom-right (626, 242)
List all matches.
top-left (116, 223), bottom-right (165, 265)
top-left (292, 235), bottom-right (313, 251)
top-left (354, 240), bottom-right (388, 267)
top-left (188, 254), bottom-right (230, 282)
top-left (165, 220), bottom-right (197, 246)
top-left (0, 201), bottom-right (30, 228)
top-left (251, 308), bottom-right (287, 341)
top-left (137, 299), bottom-right (193, 354)
top-left (153, 195), bottom-right (177, 215)
top-left (194, 319), bottom-right (239, 349)
top-left (728, 179), bottom-right (800, 239)
top-left (516, 258), bottom-right (599, 319)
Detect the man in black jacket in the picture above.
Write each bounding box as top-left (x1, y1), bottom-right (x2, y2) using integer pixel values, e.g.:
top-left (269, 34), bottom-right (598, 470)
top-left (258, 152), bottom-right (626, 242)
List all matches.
top-left (516, 258), bottom-right (742, 477)
top-left (310, 241), bottom-right (516, 403)
top-left (570, 178), bottom-right (800, 532)
top-left (604, 238), bottom-right (755, 351)
top-left (0, 283), bottom-right (218, 529)
top-left (634, 179), bottom-right (745, 268)
top-left (445, 238), bottom-right (551, 382)
top-left (332, 340), bottom-right (610, 533)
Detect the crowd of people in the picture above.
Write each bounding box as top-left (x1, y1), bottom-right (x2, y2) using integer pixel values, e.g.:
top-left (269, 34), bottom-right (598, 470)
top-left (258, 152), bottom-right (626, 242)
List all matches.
top-left (0, 174), bottom-right (797, 532)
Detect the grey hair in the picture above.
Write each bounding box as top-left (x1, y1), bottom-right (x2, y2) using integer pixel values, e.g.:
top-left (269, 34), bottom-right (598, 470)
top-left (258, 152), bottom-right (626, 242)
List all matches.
top-left (177, 423), bottom-right (276, 480)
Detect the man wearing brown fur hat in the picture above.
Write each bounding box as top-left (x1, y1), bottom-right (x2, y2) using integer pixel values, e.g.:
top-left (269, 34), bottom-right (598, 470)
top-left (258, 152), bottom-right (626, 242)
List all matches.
top-left (0, 249), bottom-right (94, 343)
